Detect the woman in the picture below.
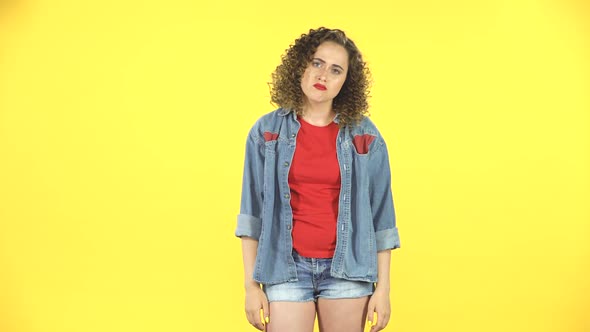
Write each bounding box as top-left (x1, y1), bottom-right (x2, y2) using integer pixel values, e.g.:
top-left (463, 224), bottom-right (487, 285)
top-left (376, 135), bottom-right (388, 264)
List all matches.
top-left (235, 27), bottom-right (400, 332)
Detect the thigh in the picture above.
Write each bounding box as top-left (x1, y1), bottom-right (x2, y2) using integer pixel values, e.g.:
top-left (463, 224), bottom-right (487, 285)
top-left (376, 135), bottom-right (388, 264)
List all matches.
top-left (316, 297), bottom-right (369, 332)
top-left (266, 301), bottom-right (316, 332)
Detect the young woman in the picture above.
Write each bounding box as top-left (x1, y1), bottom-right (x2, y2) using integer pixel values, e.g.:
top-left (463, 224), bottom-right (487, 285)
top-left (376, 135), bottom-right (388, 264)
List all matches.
top-left (235, 27), bottom-right (401, 332)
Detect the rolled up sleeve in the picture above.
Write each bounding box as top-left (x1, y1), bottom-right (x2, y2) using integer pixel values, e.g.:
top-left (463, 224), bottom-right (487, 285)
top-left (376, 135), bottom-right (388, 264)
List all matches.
top-left (375, 228), bottom-right (400, 252)
top-left (235, 214), bottom-right (262, 239)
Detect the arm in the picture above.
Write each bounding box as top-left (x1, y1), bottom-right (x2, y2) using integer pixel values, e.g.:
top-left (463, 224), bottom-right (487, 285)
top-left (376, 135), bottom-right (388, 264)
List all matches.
top-left (366, 136), bottom-right (399, 331)
top-left (367, 249), bottom-right (392, 331)
top-left (241, 237), bottom-right (269, 331)
top-left (376, 249), bottom-right (392, 292)
top-left (236, 126), bottom-right (269, 330)
top-left (241, 237), bottom-right (260, 290)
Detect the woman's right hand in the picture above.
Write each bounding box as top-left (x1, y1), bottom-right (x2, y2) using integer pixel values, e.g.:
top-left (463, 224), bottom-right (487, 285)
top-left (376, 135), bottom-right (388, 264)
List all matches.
top-left (245, 284), bottom-right (269, 331)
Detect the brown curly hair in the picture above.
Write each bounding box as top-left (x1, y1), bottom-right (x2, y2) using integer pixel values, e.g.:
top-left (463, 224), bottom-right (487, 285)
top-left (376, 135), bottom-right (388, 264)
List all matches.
top-left (269, 27), bottom-right (372, 127)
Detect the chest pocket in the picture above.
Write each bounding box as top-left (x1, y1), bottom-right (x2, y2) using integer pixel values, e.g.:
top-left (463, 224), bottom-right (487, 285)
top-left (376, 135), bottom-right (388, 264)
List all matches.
top-left (263, 131), bottom-right (279, 155)
top-left (352, 134), bottom-right (376, 156)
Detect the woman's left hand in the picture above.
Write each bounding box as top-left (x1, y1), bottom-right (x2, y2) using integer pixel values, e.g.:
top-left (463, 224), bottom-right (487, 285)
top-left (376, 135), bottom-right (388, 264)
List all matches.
top-left (366, 287), bottom-right (391, 331)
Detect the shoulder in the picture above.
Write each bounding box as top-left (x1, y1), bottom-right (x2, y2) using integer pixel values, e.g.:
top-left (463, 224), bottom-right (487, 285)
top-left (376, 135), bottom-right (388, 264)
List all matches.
top-left (348, 115), bottom-right (388, 154)
top-left (354, 116), bottom-right (380, 135)
top-left (247, 108), bottom-right (290, 143)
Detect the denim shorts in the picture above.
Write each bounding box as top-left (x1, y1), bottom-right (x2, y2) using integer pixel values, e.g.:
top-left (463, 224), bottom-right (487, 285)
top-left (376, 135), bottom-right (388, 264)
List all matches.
top-left (262, 251), bottom-right (374, 302)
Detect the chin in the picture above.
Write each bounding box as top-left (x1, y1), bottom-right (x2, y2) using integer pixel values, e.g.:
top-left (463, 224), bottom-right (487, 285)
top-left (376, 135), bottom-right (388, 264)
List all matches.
top-left (308, 98), bottom-right (330, 105)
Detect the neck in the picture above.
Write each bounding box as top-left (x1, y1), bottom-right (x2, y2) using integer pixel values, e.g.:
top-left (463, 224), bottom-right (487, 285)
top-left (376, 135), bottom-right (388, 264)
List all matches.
top-left (301, 100), bottom-right (336, 126)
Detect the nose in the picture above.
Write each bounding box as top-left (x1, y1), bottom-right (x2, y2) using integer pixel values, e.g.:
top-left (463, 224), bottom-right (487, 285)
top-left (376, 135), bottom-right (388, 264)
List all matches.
top-left (317, 68), bottom-right (328, 82)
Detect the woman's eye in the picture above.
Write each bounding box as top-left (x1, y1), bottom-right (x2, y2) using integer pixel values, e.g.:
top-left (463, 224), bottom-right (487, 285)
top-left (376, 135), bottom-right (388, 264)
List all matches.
top-left (332, 68), bottom-right (342, 75)
top-left (312, 61), bottom-right (322, 68)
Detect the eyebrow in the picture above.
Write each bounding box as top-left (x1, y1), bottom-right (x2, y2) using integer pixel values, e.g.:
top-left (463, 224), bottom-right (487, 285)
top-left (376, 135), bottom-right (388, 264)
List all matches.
top-left (312, 58), bottom-right (345, 71)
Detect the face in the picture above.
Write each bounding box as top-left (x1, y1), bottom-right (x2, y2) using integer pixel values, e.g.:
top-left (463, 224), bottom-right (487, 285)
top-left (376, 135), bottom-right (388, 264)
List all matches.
top-left (300, 41), bottom-right (349, 108)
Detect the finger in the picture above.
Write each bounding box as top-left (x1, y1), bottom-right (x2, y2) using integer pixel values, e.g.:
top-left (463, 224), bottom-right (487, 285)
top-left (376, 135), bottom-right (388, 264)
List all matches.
top-left (381, 312), bottom-right (390, 330)
top-left (261, 298), bottom-right (270, 325)
top-left (366, 304), bottom-right (375, 326)
top-left (370, 312), bottom-right (378, 332)
top-left (375, 312), bottom-right (390, 331)
top-left (259, 309), bottom-right (266, 327)
top-left (376, 318), bottom-right (385, 331)
top-left (248, 311), bottom-right (264, 331)
top-left (254, 318), bottom-right (264, 331)
top-left (368, 314), bottom-right (377, 332)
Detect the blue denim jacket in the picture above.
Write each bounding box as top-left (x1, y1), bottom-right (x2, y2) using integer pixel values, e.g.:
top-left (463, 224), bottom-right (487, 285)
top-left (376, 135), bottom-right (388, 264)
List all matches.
top-left (235, 108), bottom-right (400, 285)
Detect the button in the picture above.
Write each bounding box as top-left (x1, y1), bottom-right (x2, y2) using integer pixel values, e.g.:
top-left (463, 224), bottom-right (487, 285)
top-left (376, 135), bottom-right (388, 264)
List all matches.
top-left (291, 134), bottom-right (296, 138)
top-left (284, 162), bottom-right (289, 167)
top-left (287, 225), bottom-right (292, 230)
top-left (284, 194), bottom-right (290, 199)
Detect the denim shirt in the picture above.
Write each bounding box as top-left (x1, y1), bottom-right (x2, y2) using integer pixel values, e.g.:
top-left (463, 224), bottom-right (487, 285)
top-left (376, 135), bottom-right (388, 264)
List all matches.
top-left (235, 108), bottom-right (400, 285)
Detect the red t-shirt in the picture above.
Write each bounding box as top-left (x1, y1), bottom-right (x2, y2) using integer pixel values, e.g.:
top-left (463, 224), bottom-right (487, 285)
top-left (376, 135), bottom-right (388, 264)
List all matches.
top-left (289, 116), bottom-right (341, 258)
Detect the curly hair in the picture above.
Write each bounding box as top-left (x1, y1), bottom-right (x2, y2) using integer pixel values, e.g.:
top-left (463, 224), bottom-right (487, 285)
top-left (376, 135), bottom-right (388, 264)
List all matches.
top-left (269, 27), bottom-right (372, 127)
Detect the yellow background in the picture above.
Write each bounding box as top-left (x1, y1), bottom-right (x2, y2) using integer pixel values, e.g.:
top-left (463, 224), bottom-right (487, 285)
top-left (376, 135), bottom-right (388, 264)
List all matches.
top-left (1, 0), bottom-right (589, 331)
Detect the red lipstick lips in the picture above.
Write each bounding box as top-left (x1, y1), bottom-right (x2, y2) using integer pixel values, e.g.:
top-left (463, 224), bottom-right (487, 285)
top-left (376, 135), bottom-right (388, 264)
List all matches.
top-left (313, 83), bottom-right (327, 91)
